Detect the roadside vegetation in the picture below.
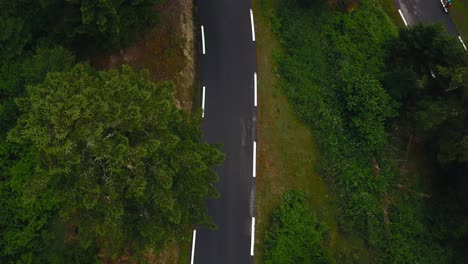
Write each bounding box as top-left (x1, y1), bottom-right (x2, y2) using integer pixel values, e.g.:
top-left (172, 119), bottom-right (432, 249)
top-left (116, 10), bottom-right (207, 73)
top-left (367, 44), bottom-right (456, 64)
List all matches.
top-left (263, 191), bottom-right (330, 264)
top-left (257, 0), bottom-right (467, 262)
top-left (451, 0), bottom-right (468, 40)
top-left (0, 0), bottom-right (211, 262)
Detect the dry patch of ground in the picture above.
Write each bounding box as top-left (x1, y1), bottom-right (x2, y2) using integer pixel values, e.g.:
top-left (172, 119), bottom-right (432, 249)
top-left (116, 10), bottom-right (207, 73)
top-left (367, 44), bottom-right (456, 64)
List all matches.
top-left (93, 0), bottom-right (196, 112)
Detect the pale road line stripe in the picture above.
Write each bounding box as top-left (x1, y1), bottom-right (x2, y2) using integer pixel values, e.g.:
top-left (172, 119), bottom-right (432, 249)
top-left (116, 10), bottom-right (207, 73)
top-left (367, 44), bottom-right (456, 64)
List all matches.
top-left (254, 72), bottom-right (258, 107)
top-left (251, 217), bottom-right (256, 256)
top-left (459, 36), bottom-right (467, 51)
top-left (191, 229), bottom-right (197, 264)
top-left (440, 0), bottom-right (448, 12)
top-left (250, 9), bottom-right (256, 41)
top-left (398, 9), bottom-right (408, 27)
top-left (201, 26), bottom-right (206, 54)
top-left (253, 141), bottom-right (257, 177)
top-left (202, 86), bottom-right (206, 118)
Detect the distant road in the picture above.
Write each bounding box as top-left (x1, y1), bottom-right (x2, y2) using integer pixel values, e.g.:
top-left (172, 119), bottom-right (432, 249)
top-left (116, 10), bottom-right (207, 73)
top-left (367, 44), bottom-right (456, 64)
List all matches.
top-left (193, 0), bottom-right (258, 263)
top-left (394, 0), bottom-right (458, 34)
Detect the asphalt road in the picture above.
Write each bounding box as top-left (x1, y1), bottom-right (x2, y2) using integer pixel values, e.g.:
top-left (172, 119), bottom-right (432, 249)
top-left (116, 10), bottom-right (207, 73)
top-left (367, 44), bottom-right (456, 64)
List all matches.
top-left (193, 0), bottom-right (258, 263)
top-left (394, 0), bottom-right (459, 35)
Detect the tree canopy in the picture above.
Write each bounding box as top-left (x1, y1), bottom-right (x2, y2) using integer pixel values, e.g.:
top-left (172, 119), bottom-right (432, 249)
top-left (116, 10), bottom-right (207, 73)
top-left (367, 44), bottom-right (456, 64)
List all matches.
top-left (0, 0), bottom-right (162, 55)
top-left (3, 64), bottom-right (223, 260)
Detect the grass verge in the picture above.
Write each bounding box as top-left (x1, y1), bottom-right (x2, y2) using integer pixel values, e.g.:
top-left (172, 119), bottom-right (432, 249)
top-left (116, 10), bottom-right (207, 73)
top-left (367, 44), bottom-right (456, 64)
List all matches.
top-left (253, 0), bottom-right (374, 262)
top-left (451, 0), bottom-right (468, 40)
top-left (378, 0), bottom-right (405, 28)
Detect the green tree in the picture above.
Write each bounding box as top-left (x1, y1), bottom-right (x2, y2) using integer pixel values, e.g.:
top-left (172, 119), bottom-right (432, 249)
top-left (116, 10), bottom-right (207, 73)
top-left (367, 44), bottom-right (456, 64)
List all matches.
top-left (384, 24), bottom-right (468, 256)
top-left (60, 0), bottom-right (161, 52)
top-left (0, 0), bottom-right (161, 55)
top-left (388, 24), bottom-right (465, 76)
top-left (8, 64), bottom-right (224, 258)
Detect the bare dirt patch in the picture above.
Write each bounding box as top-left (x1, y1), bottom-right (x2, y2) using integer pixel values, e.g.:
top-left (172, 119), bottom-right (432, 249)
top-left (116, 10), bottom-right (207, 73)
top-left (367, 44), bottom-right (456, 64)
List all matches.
top-left (93, 0), bottom-right (196, 112)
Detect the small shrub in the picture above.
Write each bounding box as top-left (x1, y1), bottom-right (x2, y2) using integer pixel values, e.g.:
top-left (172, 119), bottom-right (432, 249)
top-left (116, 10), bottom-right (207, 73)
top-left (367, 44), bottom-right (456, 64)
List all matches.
top-left (264, 190), bottom-right (331, 264)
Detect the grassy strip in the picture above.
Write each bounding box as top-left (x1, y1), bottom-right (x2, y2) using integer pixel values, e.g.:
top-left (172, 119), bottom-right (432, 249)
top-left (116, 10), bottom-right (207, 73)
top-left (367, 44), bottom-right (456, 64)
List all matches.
top-left (177, 235), bottom-right (191, 264)
top-left (253, 0), bottom-right (374, 262)
top-left (451, 0), bottom-right (468, 40)
top-left (377, 0), bottom-right (405, 28)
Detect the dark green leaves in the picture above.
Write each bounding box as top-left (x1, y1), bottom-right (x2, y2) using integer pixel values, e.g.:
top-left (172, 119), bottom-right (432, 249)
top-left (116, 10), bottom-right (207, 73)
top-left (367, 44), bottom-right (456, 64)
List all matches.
top-left (7, 64), bottom-right (223, 257)
top-left (264, 191), bottom-right (330, 264)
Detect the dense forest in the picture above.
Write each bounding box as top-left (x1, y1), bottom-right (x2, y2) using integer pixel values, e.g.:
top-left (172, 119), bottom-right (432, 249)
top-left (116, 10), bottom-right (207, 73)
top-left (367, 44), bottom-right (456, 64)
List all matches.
top-left (262, 0), bottom-right (467, 262)
top-left (0, 0), bottom-right (223, 262)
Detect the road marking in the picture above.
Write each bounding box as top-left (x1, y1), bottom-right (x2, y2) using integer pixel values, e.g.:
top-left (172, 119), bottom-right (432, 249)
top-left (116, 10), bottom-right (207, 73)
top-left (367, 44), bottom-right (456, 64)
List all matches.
top-left (251, 217), bottom-right (256, 256)
top-left (250, 9), bottom-right (256, 41)
top-left (440, 0), bottom-right (448, 13)
top-left (398, 9), bottom-right (408, 27)
top-left (201, 26), bottom-right (206, 54)
top-left (253, 141), bottom-right (257, 178)
top-left (254, 72), bottom-right (257, 107)
top-left (459, 36), bottom-right (467, 51)
top-left (191, 230), bottom-right (197, 264)
top-left (202, 86), bottom-right (206, 117)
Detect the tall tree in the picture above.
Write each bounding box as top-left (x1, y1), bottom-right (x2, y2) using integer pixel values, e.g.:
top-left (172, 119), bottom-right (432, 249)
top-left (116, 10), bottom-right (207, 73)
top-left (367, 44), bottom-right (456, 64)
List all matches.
top-left (384, 24), bottom-right (468, 249)
top-left (8, 64), bottom-right (224, 257)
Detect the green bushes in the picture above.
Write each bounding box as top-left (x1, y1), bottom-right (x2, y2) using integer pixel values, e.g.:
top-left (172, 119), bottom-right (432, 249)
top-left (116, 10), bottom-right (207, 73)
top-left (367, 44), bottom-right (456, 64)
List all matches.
top-left (264, 191), bottom-right (331, 264)
top-left (271, 0), bottom-right (397, 233)
top-left (264, 0), bottom-right (464, 262)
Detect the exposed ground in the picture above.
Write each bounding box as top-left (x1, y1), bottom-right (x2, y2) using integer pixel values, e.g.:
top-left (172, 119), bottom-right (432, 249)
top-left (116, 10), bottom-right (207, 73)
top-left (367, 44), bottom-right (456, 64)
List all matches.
top-left (92, 0), bottom-right (196, 112)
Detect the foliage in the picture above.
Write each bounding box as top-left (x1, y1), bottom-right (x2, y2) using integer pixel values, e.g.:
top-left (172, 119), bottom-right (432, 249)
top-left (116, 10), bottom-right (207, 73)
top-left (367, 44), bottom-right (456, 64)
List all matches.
top-left (0, 47), bottom-right (77, 262)
top-left (7, 64), bottom-right (224, 258)
top-left (387, 24), bottom-right (465, 76)
top-left (384, 25), bottom-right (468, 255)
top-left (0, 0), bottom-right (162, 55)
top-left (263, 190), bottom-right (331, 264)
top-left (271, 0), bottom-right (397, 235)
top-left (0, 0), bottom-right (205, 261)
top-left (381, 192), bottom-right (453, 264)
top-left (267, 0), bottom-right (464, 262)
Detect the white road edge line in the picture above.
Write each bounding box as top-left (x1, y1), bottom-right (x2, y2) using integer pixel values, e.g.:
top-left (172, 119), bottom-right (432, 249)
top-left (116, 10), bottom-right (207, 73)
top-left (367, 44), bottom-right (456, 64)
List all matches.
top-left (201, 26), bottom-right (206, 54)
top-left (398, 9), bottom-right (408, 27)
top-left (254, 72), bottom-right (258, 107)
top-left (251, 217), bottom-right (256, 256)
top-left (253, 141), bottom-right (257, 178)
top-left (202, 86), bottom-right (206, 118)
top-left (191, 229), bottom-right (197, 264)
top-left (459, 36), bottom-right (467, 51)
top-left (250, 9), bottom-right (256, 41)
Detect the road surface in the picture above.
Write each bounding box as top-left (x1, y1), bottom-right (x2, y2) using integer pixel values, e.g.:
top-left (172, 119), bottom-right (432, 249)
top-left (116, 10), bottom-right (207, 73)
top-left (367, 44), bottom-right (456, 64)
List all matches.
top-left (394, 0), bottom-right (459, 34)
top-left (193, 0), bottom-right (258, 263)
